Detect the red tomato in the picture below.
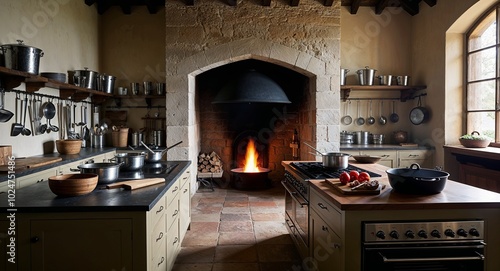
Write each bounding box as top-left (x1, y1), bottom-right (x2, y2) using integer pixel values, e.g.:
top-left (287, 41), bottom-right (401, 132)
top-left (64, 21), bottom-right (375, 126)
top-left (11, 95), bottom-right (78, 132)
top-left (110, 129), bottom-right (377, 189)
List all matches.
top-left (339, 172), bottom-right (350, 185)
top-left (349, 170), bottom-right (360, 181)
top-left (358, 172), bottom-right (371, 183)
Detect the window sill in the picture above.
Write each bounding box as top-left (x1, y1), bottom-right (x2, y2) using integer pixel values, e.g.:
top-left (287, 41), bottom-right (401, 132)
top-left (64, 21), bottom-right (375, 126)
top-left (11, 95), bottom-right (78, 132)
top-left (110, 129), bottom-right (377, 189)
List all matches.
top-left (444, 145), bottom-right (500, 161)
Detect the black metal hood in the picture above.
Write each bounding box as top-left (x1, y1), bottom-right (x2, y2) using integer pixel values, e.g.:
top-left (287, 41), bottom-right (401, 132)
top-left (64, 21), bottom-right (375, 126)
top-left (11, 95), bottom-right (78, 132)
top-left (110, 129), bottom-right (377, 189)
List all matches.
top-left (212, 70), bottom-right (291, 104)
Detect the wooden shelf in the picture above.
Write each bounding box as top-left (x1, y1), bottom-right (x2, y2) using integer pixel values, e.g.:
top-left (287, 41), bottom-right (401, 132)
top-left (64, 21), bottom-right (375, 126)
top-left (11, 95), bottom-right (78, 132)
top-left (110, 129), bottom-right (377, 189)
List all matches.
top-left (340, 85), bottom-right (426, 102)
top-left (115, 94), bottom-right (165, 99)
top-left (0, 66), bottom-right (112, 103)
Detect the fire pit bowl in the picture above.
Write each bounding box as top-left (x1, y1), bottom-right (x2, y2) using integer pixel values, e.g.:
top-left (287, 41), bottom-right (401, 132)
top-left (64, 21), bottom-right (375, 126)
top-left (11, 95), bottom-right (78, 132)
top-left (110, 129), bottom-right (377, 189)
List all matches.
top-left (231, 168), bottom-right (271, 190)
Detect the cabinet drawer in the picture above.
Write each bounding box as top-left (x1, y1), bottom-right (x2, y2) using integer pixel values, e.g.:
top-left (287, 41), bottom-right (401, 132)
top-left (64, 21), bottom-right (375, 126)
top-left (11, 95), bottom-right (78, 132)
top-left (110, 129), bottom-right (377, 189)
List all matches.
top-left (166, 219), bottom-right (180, 268)
top-left (310, 189), bottom-right (342, 235)
top-left (180, 169), bottom-right (191, 188)
top-left (166, 194), bottom-right (179, 231)
top-left (398, 150), bottom-right (433, 168)
top-left (16, 168), bottom-right (58, 189)
top-left (151, 237), bottom-right (167, 271)
top-left (166, 178), bottom-right (180, 205)
top-left (361, 150), bottom-right (397, 168)
top-left (149, 197), bottom-right (166, 227)
top-left (150, 214), bottom-right (166, 260)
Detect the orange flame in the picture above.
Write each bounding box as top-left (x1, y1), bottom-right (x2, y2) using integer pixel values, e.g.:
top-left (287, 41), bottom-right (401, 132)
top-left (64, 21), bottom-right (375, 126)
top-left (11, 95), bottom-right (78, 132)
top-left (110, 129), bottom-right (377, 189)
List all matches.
top-left (243, 139), bottom-right (260, 172)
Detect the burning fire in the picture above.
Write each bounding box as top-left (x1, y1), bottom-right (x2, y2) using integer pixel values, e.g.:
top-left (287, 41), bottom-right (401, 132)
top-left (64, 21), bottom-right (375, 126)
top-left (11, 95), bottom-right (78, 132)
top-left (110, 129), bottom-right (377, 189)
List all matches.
top-left (243, 139), bottom-right (260, 172)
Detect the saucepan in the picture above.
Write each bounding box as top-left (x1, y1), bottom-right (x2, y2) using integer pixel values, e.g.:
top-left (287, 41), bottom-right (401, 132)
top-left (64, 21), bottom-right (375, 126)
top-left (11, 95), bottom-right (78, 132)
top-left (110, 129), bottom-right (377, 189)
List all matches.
top-left (386, 163), bottom-right (449, 194)
top-left (303, 142), bottom-right (350, 169)
top-left (141, 140), bottom-right (183, 162)
top-left (71, 162), bottom-right (123, 184)
top-left (110, 153), bottom-right (145, 171)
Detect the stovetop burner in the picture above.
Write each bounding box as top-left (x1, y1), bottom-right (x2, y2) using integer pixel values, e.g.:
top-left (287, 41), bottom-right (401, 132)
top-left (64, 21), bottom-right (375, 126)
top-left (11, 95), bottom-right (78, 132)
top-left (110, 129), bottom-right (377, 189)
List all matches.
top-left (290, 162), bottom-right (381, 179)
top-left (117, 163), bottom-right (179, 181)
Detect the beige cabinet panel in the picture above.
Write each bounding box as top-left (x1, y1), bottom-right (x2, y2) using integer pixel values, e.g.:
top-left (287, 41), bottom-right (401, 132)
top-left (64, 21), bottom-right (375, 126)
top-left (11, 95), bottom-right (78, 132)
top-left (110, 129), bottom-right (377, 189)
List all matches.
top-left (30, 218), bottom-right (133, 271)
top-left (310, 209), bottom-right (342, 271)
top-left (16, 168), bottom-right (58, 189)
top-left (179, 178), bottom-right (191, 241)
top-left (360, 150), bottom-right (397, 168)
top-left (398, 150), bottom-right (433, 168)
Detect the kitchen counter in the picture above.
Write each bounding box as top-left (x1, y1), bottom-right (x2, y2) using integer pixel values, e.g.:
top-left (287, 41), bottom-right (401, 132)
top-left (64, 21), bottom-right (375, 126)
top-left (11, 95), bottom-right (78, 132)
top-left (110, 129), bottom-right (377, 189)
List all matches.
top-left (306, 161), bottom-right (500, 210)
top-left (0, 147), bottom-right (116, 183)
top-left (0, 160), bottom-right (191, 212)
top-left (340, 144), bottom-right (433, 150)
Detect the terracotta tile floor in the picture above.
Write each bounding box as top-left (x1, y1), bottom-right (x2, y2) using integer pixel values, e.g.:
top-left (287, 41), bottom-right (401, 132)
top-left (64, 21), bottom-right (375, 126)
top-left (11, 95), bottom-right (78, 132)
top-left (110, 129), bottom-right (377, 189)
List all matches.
top-left (173, 182), bottom-right (304, 271)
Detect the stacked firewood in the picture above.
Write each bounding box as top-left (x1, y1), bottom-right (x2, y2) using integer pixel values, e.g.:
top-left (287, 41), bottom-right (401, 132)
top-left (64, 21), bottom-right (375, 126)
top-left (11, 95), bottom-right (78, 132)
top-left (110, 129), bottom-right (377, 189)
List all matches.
top-left (197, 151), bottom-right (223, 173)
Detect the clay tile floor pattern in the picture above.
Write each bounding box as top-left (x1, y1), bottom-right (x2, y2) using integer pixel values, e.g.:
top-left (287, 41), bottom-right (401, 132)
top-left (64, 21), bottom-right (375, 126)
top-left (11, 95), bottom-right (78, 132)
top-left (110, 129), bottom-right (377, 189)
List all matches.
top-left (173, 183), bottom-right (305, 271)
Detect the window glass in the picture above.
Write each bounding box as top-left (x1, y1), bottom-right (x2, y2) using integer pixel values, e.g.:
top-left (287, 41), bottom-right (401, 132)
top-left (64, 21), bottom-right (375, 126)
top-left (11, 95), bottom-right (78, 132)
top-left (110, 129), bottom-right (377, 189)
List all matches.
top-left (467, 112), bottom-right (496, 139)
top-left (467, 48), bottom-right (496, 81)
top-left (467, 80), bottom-right (496, 110)
top-left (468, 11), bottom-right (496, 52)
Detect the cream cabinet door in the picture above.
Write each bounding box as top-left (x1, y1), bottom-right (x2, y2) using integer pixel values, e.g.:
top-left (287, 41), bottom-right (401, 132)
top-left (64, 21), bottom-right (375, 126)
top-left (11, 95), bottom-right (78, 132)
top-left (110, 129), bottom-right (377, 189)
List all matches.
top-left (16, 168), bottom-right (59, 189)
top-left (398, 150), bottom-right (433, 168)
top-left (310, 209), bottom-right (342, 271)
top-left (30, 218), bottom-right (133, 271)
top-left (360, 150), bottom-right (397, 168)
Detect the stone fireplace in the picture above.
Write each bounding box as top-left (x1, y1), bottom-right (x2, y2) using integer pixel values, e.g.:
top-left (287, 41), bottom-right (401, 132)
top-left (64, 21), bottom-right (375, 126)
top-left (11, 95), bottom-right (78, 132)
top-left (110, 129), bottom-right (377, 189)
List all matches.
top-left (164, 0), bottom-right (341, 189)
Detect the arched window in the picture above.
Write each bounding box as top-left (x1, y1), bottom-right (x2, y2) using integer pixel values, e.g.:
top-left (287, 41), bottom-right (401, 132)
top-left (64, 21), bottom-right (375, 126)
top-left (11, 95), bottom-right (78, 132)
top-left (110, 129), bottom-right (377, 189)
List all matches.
top-left (466, 5), bottom-right (499, 144)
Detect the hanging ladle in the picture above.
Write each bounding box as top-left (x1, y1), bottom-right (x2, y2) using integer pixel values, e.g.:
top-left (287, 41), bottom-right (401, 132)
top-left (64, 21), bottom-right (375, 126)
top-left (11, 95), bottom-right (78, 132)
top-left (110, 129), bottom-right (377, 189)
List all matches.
top-left (341, 100), bottom-right (352, 125)
top-left (378, 100), bottom-right (387, 125)
top-left (20, 94), bottom-right (31, 136)
top-left (10, 93), bottom-right (23, 136)
top-left (0, 88), bottom-right (14, 122)
top-left (367, 100), bottom-right (375, 125)
top-left (356, 100), bottom-right (365, 125)
top-left (390, 101), bottom-right (399, 123)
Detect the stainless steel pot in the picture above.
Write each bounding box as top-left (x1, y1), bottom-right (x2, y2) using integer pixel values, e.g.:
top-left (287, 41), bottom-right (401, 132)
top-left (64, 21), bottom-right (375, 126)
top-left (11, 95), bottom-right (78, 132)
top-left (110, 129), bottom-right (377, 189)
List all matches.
top-left (1, 40), bottom-right (44, 74)
top-left (97, 74), bottom-right (116, 94)
top-left (356, 66), bottom-right (377, 86)
top-left (386, 163), bottom-right (449, 194)
top-left (72, 162), bottom-right (121, 184)
top-left (142, 140), bottom-right (183, 162)
top-left (377, 75), bottom-right (393, 86)
top-left (340, 68), bottom-right (349, 86)
top-left (111, 153), bottom-right (144, 171)
top-left (320, 152), bottom-right (350, 169)
top-left (69, 67), bottom-right (99, 89)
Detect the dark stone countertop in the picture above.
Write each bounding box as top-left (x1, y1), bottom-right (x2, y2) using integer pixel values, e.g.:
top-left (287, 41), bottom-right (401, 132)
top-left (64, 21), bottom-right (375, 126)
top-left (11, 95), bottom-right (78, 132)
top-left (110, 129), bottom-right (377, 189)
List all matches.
top-left (0, 147), bottom-right (116, 183)
top-left (0, 161), bottom-right (191, 213)
top-left (340, 144), bottom-right (434, 151)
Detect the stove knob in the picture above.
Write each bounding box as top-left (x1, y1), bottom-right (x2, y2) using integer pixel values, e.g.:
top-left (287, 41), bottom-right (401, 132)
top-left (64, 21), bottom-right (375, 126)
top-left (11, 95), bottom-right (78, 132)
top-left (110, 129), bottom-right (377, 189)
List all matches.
top-left (457, 229), bottom-right (468, 237)
top-left (444, 229), bottom-right (456, 238)
top-left (469, 228), bottom-right (480, 237)
top-left (389, 230), bottom-right (399, 239)
top-left (405, 230), bottom-right (415, 239)
top-left (418, 230), bottom-right (428, 238)
top-left (376, 231), bottom-right (386, 239)
top-left (431, 230), bottom-right (441, 238)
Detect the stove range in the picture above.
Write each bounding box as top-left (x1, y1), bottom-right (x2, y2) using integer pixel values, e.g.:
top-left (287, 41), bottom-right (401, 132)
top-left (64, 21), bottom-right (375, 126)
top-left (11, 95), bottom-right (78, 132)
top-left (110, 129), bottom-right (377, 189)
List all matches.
top-left (290, 162), bottom-right (381, 179)
top-left (116, 162), bottom-right (179, 181)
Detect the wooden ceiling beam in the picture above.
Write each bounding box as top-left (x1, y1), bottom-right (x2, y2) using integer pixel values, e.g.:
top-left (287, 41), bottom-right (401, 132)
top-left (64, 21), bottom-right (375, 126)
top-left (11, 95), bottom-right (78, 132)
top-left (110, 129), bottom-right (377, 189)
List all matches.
top-left (375, 0), bottom-right (390, 14)
top-left (350, 0), bottom-right (361, 14)
top-left (399, 0), bottom-right (419, 16)
top-left (423, 0), bottom-right (437, 6)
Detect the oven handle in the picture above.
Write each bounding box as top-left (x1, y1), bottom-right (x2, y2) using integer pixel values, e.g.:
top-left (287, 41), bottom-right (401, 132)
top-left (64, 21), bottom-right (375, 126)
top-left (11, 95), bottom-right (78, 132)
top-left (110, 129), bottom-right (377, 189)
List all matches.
top-left (378, 251), bottom-right (485, 263)
top-left (281, 181), bottom-right (308, 207)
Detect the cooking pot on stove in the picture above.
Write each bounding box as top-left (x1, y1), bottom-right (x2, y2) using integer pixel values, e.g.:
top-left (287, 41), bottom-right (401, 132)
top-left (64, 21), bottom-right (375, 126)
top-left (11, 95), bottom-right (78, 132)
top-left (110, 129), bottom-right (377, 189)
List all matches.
top-left (1, 40), bottom-right (44, 74)
top-left (142, 140), bottom-right (183, 162)
top-left (386, 163), bottom-right (449, 194)
top-left (71, 162), bottom-right (122, 184)
top-left (111, 153), bottom-right (144, 171)
top-left (303, 142), bottom-right (350, 169)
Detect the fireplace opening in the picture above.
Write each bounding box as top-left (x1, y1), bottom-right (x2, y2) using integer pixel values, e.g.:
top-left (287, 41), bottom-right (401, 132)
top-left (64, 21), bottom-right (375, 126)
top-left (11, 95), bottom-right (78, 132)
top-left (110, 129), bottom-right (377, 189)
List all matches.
top-left (196, 58), bottom-right (310, 187)
top-left (231, 136), bottom-right (271, 190)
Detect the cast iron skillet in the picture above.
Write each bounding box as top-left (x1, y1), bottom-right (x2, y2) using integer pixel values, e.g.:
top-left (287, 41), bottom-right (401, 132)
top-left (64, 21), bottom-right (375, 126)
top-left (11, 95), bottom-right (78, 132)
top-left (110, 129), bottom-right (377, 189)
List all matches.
top-left (386, 163), bottom-right (449, 194)
top-left (409, 96), bottom-right (429, 125)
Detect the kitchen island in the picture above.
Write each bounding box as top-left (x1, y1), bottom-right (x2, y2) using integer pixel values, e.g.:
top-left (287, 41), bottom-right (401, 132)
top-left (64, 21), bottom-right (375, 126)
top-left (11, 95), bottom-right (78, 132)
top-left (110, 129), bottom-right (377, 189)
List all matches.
top-left (0, 160), bottom-right (191, 271)
top-left (282, 161), bottom-right (500, 271)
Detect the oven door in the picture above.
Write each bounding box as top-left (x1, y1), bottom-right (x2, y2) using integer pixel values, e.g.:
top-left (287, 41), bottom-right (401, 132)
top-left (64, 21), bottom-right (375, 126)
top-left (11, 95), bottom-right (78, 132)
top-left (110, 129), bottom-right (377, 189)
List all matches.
top-left (362, 241), bottom-right (485, 271)
top-left (282, 180), bottom-right (309, 248)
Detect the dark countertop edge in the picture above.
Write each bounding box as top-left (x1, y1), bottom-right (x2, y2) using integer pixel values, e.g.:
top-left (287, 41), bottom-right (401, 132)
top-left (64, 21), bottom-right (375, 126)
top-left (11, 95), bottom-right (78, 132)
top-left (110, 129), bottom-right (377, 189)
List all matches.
top-left (0, 160), bottom-right (192, 213)
top-left (0, 147), bottom-right (116, 183)
top-left (340, 144), bottom-right (434, 151)
top-left (444, 145), bottom-right (500, 160)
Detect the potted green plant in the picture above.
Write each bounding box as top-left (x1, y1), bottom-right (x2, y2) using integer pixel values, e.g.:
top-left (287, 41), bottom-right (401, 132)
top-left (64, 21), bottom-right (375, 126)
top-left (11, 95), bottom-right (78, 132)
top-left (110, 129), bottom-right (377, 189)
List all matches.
top-left (459, 131), bottom-right (491, 148)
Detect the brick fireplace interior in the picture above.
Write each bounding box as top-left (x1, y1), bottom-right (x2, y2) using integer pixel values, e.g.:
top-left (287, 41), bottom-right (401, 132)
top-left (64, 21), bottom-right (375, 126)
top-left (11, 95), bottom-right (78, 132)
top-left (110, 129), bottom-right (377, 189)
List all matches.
top-left (164, 0), bottom-right (341, 189)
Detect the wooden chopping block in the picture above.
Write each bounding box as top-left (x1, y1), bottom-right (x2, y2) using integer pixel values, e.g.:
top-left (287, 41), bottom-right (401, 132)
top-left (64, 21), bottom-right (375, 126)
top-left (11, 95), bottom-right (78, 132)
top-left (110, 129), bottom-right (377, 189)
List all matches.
top-left (106, 178), bottom-right (165, 190)
top-left (0, 146), bottom-right (12, 166)
top-left (0, 157), bottom-right (62, 172)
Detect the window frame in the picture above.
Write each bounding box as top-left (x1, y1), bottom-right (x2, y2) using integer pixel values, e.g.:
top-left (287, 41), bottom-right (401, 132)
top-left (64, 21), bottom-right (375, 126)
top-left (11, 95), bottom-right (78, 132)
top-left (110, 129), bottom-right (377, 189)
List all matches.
top-left (465, 4), bottom-right (500, 147)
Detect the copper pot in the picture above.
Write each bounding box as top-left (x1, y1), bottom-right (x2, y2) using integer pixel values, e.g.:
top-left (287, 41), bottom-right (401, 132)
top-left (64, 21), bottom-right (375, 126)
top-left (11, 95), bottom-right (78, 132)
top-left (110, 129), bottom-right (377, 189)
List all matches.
top-left (393, 130), bottom-right (408, 144)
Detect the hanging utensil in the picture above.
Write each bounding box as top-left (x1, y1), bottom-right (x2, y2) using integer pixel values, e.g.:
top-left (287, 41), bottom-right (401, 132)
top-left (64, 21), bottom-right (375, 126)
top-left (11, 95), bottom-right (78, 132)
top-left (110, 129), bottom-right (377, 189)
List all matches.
top-left (378, 100), bottom-right (387, 125)
top-left (356, 100), bottom-right (365, 125)
top-left (390, 101), bottom-right (400, 123)
top-left (367, 100), bottom-right (375, 125)
top-left (21, 94), bottom-right (31, 136)
top-left (341, 100), bottom-right (352, 125)
top-left (0, 88), bottom-right (14, 122)
top-left (10, 93), bottom-right (22, 136)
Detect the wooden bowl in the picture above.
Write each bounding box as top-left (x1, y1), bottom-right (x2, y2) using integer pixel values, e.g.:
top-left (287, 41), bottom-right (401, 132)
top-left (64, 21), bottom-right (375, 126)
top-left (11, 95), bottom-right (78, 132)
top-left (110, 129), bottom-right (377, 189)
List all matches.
top-left (48, 173), bottom-right (98, 197)
top-left (459, 138), bottom-right (490, 148)
top-left (352, 155), bottom-right (382, 164)
top-left (56, 139), bottom-right (82, 154)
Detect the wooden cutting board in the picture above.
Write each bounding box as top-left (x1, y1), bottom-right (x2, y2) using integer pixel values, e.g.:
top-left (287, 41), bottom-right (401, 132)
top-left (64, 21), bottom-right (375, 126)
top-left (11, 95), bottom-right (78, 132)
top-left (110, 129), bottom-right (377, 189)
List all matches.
top-left (0, 157), bottom-right (62, 172)
top-left (106, 178), bottom-right (165, 190)
top-left (325, 178), bottom-right (385, 195)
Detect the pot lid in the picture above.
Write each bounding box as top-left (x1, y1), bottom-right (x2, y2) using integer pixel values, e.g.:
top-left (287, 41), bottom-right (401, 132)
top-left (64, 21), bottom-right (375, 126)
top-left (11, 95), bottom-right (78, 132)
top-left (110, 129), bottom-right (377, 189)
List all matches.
top-left (1, 40), bottom-right (42, 50)
top-left (212, 70), bottom-right (291, 104)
